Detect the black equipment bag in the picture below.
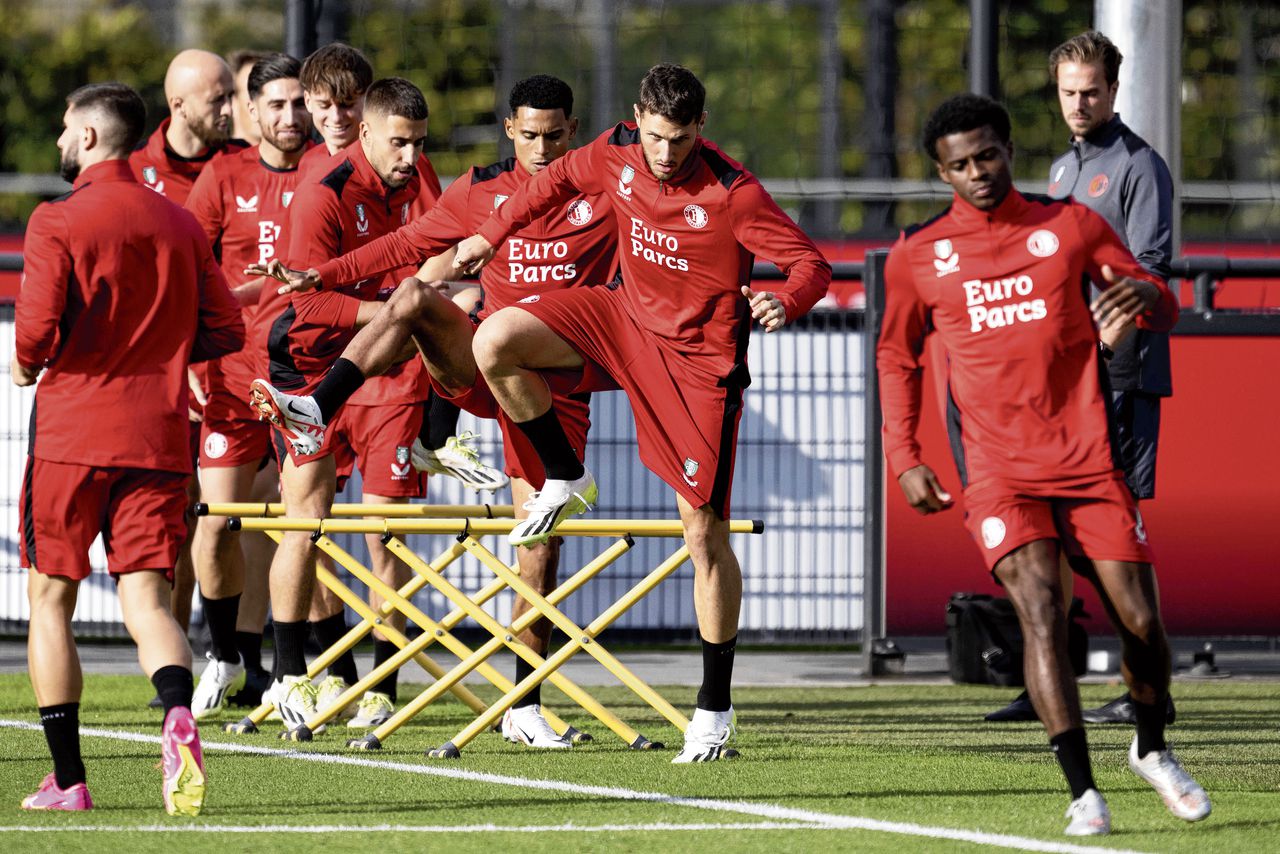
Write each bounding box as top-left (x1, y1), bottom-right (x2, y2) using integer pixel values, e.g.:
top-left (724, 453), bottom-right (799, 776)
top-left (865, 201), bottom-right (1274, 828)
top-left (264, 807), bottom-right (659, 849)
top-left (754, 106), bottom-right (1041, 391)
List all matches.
top-left (945, 593), bottom-right (1089, 686)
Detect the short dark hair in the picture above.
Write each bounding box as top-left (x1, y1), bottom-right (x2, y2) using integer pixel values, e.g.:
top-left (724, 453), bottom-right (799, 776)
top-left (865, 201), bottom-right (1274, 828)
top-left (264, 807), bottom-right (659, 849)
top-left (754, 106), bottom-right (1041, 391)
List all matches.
top-left (228, 48), bottom-right (270, 76)
top-left (300, 42), bottom-right (373, 103)
top-left (509, 74), bottom-right (573, 116)
top-left (637, 63), bottom-right (705, 126)
top-left (1049, 31), bottom-right (1123, 86)
top-left (922, 94), bottom-right (1011, 161)
top-left (66, 82), bottom-right (146, 153)
top-left (247, 53), bottom-right (302, 100)
top-left (364, 77), bottom-right (429, 121)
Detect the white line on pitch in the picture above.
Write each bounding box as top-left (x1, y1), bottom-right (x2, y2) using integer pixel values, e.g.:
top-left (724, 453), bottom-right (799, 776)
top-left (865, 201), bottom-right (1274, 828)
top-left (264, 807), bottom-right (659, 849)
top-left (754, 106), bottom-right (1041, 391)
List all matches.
top-left (2, 822), bottom-right (819, 834)
top-left (0, 720), bottom-right (1145, 854)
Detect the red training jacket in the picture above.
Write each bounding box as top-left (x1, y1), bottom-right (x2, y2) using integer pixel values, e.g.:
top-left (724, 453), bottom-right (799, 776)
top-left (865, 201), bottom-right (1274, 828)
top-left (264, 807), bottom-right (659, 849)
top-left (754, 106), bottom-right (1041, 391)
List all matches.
top-left (185, 144), bottom-right (309, 403)
top-left (15, 160), bottom-right (244, 473)
top-left (272, 143), bottom-right (440, 403)
top-left (317, 155), bottom-right (618, 320)
top-left (476, 123), bottom-right (831, 378)
top-left (877, 189), bottom-right (1178, 488)
top-left (128, 117), bottom-right (248, 206)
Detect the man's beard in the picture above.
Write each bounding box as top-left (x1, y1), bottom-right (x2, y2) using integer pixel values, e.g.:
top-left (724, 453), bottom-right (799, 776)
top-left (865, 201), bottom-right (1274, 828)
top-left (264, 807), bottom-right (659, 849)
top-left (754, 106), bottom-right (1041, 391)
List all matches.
top-left (262, 125), bottom-right (307, 155)
top-left (190, 114), bottom-right (231, 149)
top-left (58, 148), bottom-right (80, 183)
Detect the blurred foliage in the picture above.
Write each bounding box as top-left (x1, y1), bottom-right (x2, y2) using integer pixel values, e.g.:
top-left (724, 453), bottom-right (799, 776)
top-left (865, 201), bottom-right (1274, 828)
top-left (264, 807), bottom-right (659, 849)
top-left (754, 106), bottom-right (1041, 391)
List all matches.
top-left (1, 0), bottom-right (1278, 239)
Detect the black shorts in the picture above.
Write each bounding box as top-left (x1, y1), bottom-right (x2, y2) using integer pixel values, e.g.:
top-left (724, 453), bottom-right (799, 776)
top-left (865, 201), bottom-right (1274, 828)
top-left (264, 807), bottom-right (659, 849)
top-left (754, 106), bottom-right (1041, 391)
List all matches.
top-left (1110, 390), bottom-right (1161, 500)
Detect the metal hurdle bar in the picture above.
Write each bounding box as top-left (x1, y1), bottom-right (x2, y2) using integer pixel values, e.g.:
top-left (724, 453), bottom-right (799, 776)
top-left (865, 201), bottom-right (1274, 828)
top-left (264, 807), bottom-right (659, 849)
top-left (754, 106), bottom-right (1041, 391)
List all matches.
top-left (195, 503), bottom-right (579, 741)
top-left (225, 515), bottom-right (764, 758)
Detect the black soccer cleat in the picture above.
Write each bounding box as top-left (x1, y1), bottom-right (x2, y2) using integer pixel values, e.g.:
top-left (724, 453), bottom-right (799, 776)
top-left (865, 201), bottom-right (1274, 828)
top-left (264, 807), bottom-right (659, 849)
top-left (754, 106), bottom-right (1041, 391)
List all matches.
top-left (984, 690), bottom-right (1039, 722)
top-left (1082, 692), bottom-right (1177, 725)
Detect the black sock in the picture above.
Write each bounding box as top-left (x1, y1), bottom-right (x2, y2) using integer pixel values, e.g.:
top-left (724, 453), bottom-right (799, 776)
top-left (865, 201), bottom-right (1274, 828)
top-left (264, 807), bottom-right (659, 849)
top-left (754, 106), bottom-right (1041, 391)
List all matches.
top-left (200, 593), bottom-right (241, 664)
top-left (419, 389), bottom-right (462, 450)
top-left (370, 639), bottom-right (400, 702)
top-left (1050, 727), bottom-right (1097, 799)
top-left (513, 408), bottom-right (583, 481)
top-left (310, 613), bottom-right (359, 684)
top-left (150, 665), bottom-right (194, 714)
top-left (312, 358), bottom-right (365, 422)
top-left (39, 703), bottom-right (85, 789)
top-left (696, 635), bottom-right (736, 712)
top-left (514, 655), bottom-right (541, 708)
top-left (1133, 696), bottom-right (1168, 757)
top-left (235, 630), bottom-right (266, 676)
top-left (272, 619), bottom-right (308, 680)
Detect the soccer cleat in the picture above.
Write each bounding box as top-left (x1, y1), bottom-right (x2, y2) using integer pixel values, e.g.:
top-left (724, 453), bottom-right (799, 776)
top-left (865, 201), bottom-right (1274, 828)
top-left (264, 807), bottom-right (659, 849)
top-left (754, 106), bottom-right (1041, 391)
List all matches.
top-left (1128, 737), bottom-right (1212, 821)
top-left (266, 676), bottom-right (321, 731)
top-left (509, 470), bottom-right (598, 547)
top-left (160, 707), bottom-right (206, 816)
top-left (249, 379), bottom-right (325, 456)
top-left (314, 675), bottom-right (357, 721)
top-left (348, 691), bottom-right (395, 728)
top-left (228, 668), bottom-right (271, 708)
top-left (1064, 788), bottom-right (1110, 836)
top-left (1083, 692), bottom-right (1177, 725)
top-left (672, 707), bottom-right (736, 763)
top-left (501, 704), bottom-right (572, 749)
top-left (190, 652), bottom-right (244, 720)
top-left (21, 774), bottom-right (93, 811)
top-left (411, 432), bottom-right (509, 492)
top-left (984, 689), bottom-right (1038, 722)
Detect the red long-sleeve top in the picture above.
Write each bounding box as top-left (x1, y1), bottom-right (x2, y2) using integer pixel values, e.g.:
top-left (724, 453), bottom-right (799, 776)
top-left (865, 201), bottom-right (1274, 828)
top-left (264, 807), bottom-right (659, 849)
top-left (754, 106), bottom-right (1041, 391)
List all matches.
top-left (476, 123), bottom-right (830, 378)
top-left (877, 190), bottom-right (1177, 488)
top-left (15, 159), bottom-right (244, 473)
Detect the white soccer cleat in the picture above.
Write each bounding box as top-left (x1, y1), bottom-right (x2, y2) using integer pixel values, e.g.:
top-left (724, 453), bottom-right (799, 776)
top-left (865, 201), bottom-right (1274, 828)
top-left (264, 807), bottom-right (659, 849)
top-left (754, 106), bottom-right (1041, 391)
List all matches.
top-left (190, 652), bottom-right (244, 721)
top-left (249, 378), bottom-right (325, 455)
top-left (509, 470), bottom-right (598, 547)
top-left (1128, 737), bottom-right (1212, 821)
top-left (501, 704), bottom-right (571, 749)
top-left (672, 707), bottom-right (736, 763)
top-left (411, 432), bottom-right (509, 492)
top-left (314, 675), bottom-right (357, 720)
top-left (265, 676), bottom-right (320, 731)
top-left (347, 691), bottom-right (395, 728)
top-left (1064, 788), bottom-right (1111, 836)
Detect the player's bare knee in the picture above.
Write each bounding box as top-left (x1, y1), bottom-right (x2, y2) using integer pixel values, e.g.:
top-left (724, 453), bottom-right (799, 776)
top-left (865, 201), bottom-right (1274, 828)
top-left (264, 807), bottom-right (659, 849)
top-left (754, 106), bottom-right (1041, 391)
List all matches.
top-left (472, 309), bottom-right (523, 372)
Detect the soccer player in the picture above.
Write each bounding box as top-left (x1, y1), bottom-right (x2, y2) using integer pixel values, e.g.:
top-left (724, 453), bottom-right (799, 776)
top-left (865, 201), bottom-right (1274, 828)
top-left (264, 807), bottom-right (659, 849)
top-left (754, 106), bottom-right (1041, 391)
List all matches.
top-left (14, 83), bottom-right (243, 813)
top-left (297, 42), bottom-right (501, 487)
top-left (451, 64), bottom-right (831, 762)
top-left (229, 48), bottom-right (269, 146)
top-left (251, 74), bottom-right (616, 747)
top-left (183, 53), bottom-right (312, 718)
top-left (877, 93), bottom-right (1208, 835)
top-left (985, 30), bottom-right (1179, 727)
top-left (254, 77), bottom-right (450, 728)
top-left (129, 48), bottom-right (243, 643)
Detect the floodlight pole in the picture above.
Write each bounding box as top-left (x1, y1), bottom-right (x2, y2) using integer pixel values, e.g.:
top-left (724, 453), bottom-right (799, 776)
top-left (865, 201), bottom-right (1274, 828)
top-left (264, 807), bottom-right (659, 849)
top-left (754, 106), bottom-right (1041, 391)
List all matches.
top-left (286, 0), bottom-right (317, 60)
top-left (969, 0), bottom-right (999, 97)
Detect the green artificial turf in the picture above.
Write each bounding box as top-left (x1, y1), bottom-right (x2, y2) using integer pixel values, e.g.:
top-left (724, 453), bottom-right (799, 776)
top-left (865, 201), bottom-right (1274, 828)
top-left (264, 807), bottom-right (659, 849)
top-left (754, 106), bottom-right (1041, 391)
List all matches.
top-left (0, 675), bottom-right (1276, 852)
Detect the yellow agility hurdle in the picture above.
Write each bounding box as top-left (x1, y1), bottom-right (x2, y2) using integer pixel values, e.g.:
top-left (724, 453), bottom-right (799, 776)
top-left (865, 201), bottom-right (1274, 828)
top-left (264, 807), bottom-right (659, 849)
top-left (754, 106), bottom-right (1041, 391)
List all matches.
top-left (222, 513), bottom-right (764, 758)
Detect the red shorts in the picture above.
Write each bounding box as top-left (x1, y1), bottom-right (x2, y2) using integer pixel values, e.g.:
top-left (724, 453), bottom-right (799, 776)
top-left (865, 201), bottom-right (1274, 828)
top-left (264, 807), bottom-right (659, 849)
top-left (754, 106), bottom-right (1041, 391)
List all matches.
top-left (273, 401), bottom-right (425, 498)
top-left (19, 457), bottom-right (187, 581)
top-left (200, 390), bottom-right (273, 468)
top-left (962, 472), bottom-right (1156, 571)
top-left (514, 285), bottom-right (746, 517)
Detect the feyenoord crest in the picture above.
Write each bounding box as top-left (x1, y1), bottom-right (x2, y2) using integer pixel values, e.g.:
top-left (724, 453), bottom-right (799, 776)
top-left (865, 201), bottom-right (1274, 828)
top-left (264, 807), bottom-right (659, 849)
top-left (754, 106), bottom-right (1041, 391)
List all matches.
top-left (355, 202), bottom-right (369, 234)
top-left (617, 164), bottom-right (635, 199)
top-left (681, 457), bottom-right (700, 487)
top-left (933, 238), bottom-right (959, 277)
top-left (493, 194), bottom-right (509, 209)
top-left (204, 432), bottom-right (228, 460)
top-left (391, 445), bottom-right (411, 478)
top-left (142, 166), bottom-right (157, 184)
top-left (281, 191), bottom-right (294, 208)
top-left (1026, 229), bottom-right (1060, 258)
top-left (396, 445), bottom-right (410, 466)
top-left (980, 516), bottom-right (1006, 550)
top-left (401, 202), bottom-right (410, 225)
top-left (1088, 173), bottom-right (1110, 197)
top-left (567, 199), bottom-right (593, 226)
top-left (683, 204), bottom-right (708, 229)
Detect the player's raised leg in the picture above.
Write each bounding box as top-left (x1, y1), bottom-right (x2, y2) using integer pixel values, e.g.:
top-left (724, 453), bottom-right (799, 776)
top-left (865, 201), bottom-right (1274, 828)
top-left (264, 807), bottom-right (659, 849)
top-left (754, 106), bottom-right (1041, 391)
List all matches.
top-left (473, 307), bottom-right (595, 546)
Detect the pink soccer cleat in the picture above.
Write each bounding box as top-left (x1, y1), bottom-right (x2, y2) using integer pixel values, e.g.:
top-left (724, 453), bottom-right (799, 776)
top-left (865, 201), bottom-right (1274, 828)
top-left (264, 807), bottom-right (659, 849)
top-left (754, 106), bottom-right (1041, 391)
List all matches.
top-left (161, 706), bottom-right (207, 816)
top-left (21, 773), bottom-right (93, 811)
